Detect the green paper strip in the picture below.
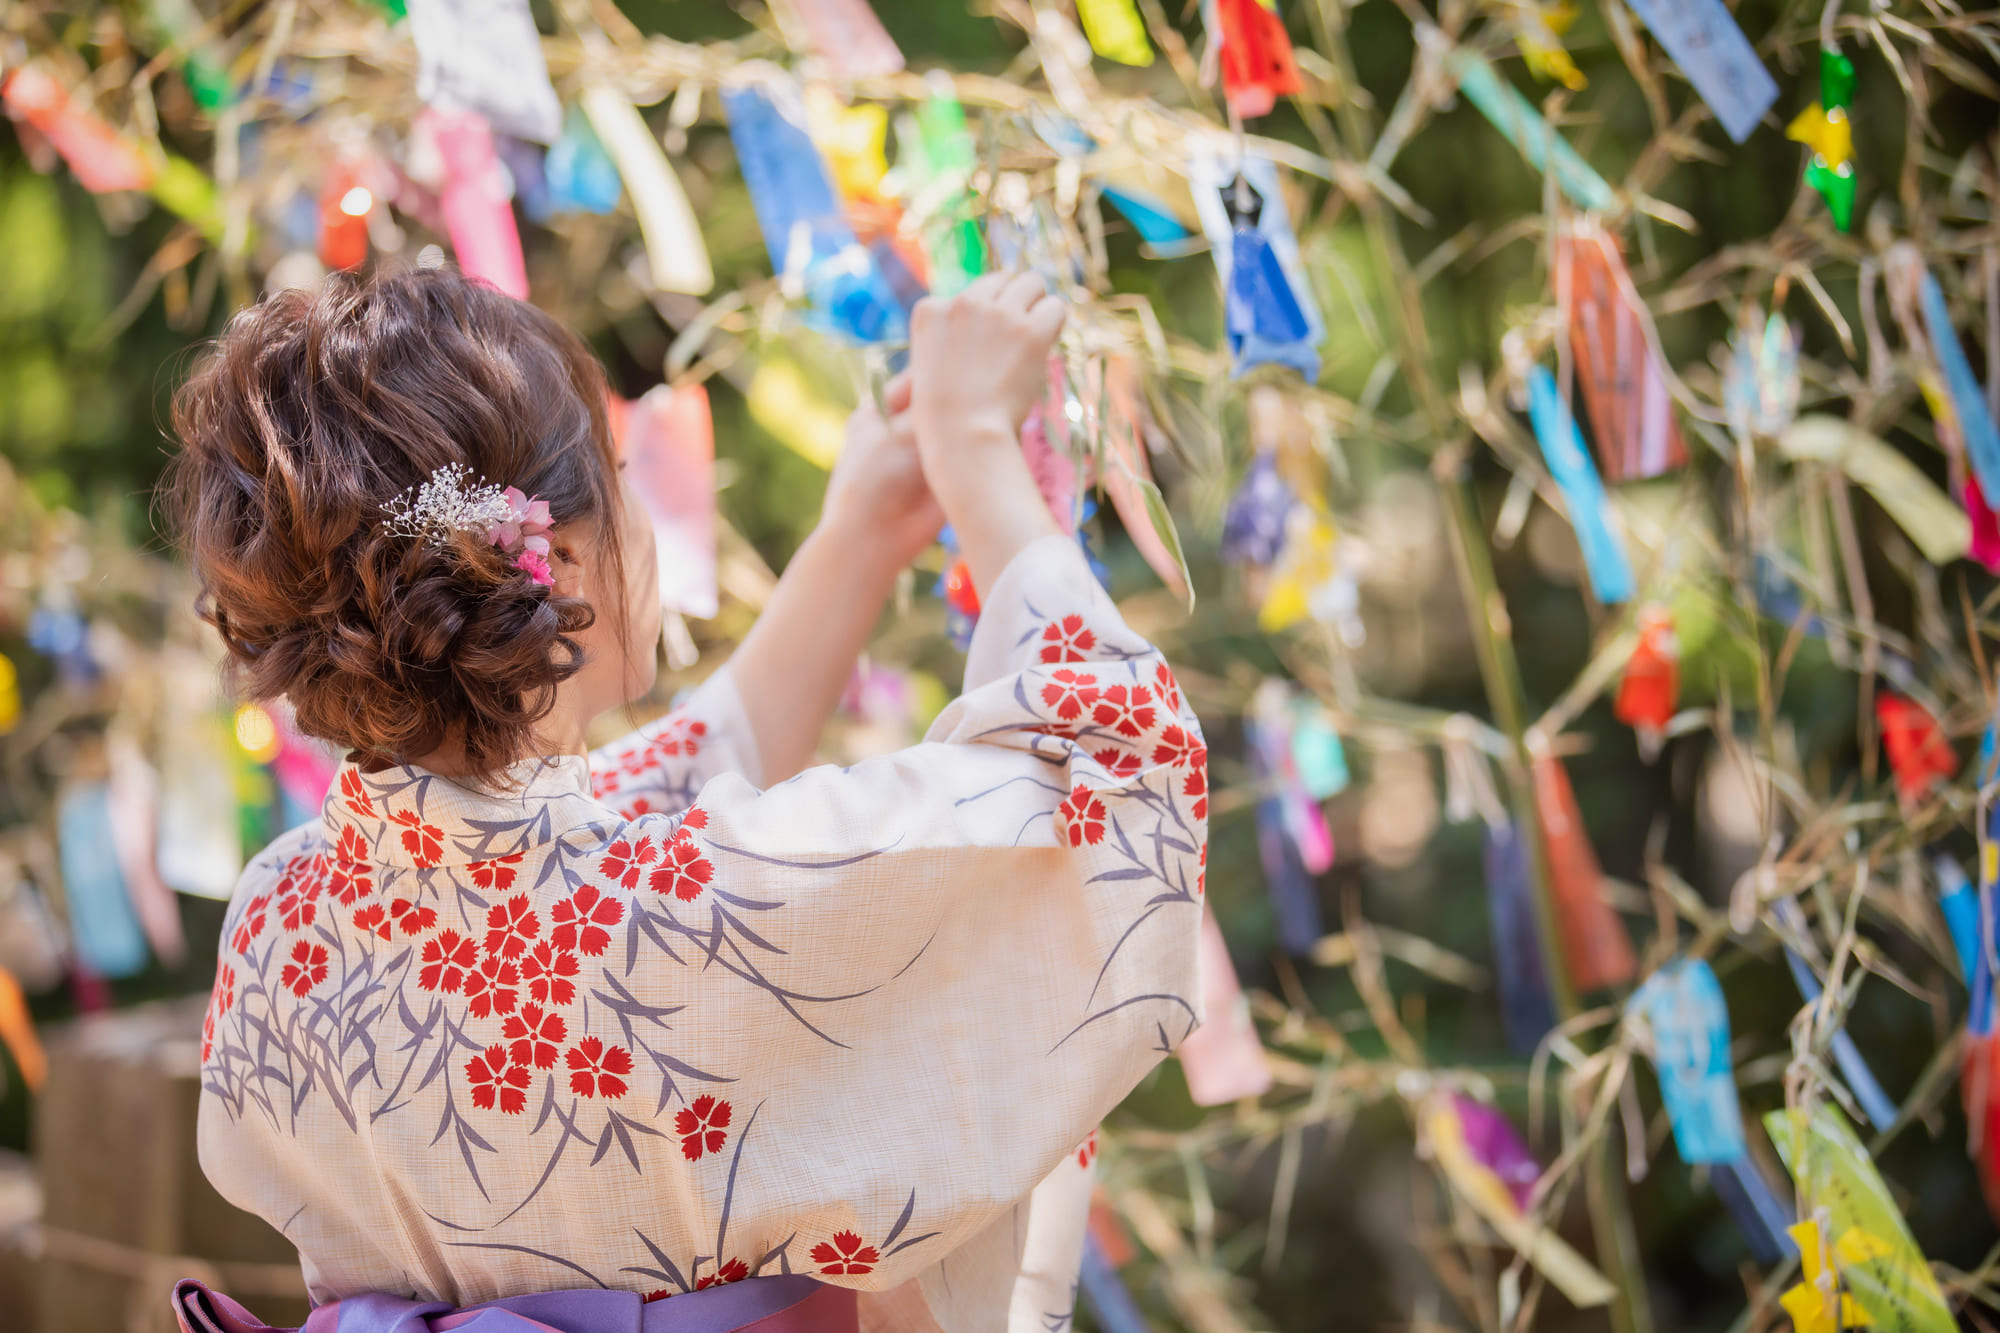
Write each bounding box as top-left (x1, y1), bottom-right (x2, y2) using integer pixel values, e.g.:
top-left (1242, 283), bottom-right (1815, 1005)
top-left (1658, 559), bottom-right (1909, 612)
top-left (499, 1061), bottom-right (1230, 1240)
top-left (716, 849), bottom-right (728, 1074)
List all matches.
top-left (1779, 415), bottom-right (1970, 565)
top-left (1821, 48), bottom-right (1856, 111)
top-left (1765, 1104), bottom-right (1957, 1333)
top-left (150, 155), bottom-right (224, 240)
top-left (1448, 49), bottom-right (1617, 213)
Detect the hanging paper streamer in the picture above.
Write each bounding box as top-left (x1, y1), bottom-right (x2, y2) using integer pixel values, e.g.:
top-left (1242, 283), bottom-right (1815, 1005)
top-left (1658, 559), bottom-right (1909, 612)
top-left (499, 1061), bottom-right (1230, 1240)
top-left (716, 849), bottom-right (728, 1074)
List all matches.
top-left (1188, 149), bottom-right (1325, 380)
top-left (1875, 692), bottom-right (1957, 806)
top-left (0, 653), bottom-right (19, 735)
top-left (1628, 959), bottom-right (1745, 1163)
top-left (1222, 452), bottom-right (1296, 567)
top-left (1919, 270), bottom-right (2000, 505)
top-left (1178, 910), bottom-right (1274, 1105)
top-left (1724, 307), bottom-right (1802, 441)
top-left (1077, 1231), bottom-right (1150, 1333)
top-left (808, 89), bottom-right (892, 203)
top-left (1532, 752), bottom-right (1637, 992)
top-left (57, 782), bottom-right (149, 981)
top-left (724, 74), bottom-right (906, 343)
top-left (1078, 0), bottom-right (1156, 67)
top-left (1247, 685), bottom-right (1331, 955)
top-left (106, 738), bottom-right (188, 968)
top-left (406, 0), bottom-right (561, 144)
top-left (149, 0), bottom-right (236, 111)
top-left (1446, 47), bottom-right (1618, 213)
top-left (1783, 946), bottom-right (1900, 1130)
top-left (317, 160), bottom-right (373, 271)
top-left (1287, 697), bottom-right (1349, 800)
top-left (1485, 820), bottom-right (1559, 1055)
top-left (1507, 1), bottom-right (1587, 90)
top-left (545, 108), bottom-right (623, 216)
top-left (1932, 853), bottom-right (1979, 983)
top-left (0, 967), bottom-right (46, 1093)
top-left (419, 109), bottom-right (529, 300)
top-left (897, 86), bottom-right (986, 296)
top-left (1765, 1104), bottom-right (1958, 1333)
top-left (1614, 605), bottom-right (1678, 754)
top-left (1525, 365), bottom-right (1636, 604)
top-left (1559, 221), bottom-right (1689, 481)
top-left (1779, 1216), bottom-right (1869, 1333)
top-left (1709, 1157), bottom-right (1795, 1268)
top-left (1786, 49), bottom-right (1858, 232)
top-left (580, 87), bottom-right (715, 297)
top-left (1, 65), bottom-right (152, 194)
top-left (1420, 1093), bottom-right (1616, 1307)
top-left (788, 0), bottom-right (906, 81)
top-left (1617, 0), bottom-right (1777, 144)
top-left (1211, 0), bottom-right (1304, 120)
top-left (1094, 356), bottom-right (1192, 602)
top-left (616, 384), bottom-right (720, 620)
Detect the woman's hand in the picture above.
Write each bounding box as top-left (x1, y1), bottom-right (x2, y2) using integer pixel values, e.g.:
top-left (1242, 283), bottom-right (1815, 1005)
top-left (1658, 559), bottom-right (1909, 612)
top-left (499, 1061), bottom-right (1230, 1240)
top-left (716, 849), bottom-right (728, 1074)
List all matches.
top-left (817, 372), bottom-right (944, 575)
top-left (907, 271), bottom-right (1068, 593)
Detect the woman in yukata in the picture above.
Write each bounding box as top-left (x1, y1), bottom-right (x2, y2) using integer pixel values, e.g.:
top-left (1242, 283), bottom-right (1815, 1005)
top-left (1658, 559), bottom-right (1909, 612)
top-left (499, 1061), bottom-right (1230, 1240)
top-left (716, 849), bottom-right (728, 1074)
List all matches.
top-left (165, 266), bottom-right (1207, 1333)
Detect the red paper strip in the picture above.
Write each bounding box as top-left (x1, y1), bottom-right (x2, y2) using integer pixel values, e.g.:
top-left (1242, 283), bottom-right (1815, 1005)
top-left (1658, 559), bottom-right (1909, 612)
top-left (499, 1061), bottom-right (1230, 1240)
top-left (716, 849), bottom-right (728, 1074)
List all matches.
top-left (791, 0), bottom-right (906, 80)
top-left (422, 108), bottom-right (528, 300)
top-left (1614, 606), bottom-right (1678, 738)
top-left (1965, 1033), bottom-right (2000, 1224)
top-left (1216, 0), bottom-right (1303, 121)
top-left (1531, 753), bottom-right (1637, 992)
top-left (615, 384), bottom-right (719, 620)
top-left (1558, 222), bottom-right (1689, 482)
top-left (1877, 692), bottom-right (1957, 806)
top-left (1178, 909), bottom-right (1273, 1105)
top-left (318, 162), bottom-right (371, 272)
top-left (1087, 1189), bottom-right (1137, 1268)
top-left (1, 65), bottom-right (152, 194)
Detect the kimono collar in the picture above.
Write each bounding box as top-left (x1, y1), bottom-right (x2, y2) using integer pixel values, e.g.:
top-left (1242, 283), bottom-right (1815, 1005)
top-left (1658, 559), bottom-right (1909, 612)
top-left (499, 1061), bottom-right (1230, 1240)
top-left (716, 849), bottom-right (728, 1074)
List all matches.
top-left (322, 754), bottom-right (605, 869)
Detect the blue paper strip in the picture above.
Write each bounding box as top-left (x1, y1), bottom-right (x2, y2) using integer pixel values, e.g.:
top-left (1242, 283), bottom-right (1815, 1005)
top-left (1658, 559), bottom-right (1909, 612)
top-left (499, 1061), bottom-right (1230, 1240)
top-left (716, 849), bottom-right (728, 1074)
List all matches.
top-left (1934, 852), bottom-right (1981, 984)
top-left (1785, 948), bottom-right (1900, 1127)
top-left (57, 782), bottom-right (150, 980)
top-left (1188, 152), bottom-right (1325, 380)
top-left (722, 80), bottom-right (905, 344)
top-left (1709, 1155), bottom-right (1795, 1266)
top-left (1246, 716), bottom-right (1326, 957)
top-left (1526, 366), bottom-right (1636, 604)
top-left (1078, 1232), bottom-right (1150, 1333)
top-left (1920, 271), bottom-right (2000, 505)
top-left (1484, 820), bottom-right (1558, 1055)
top-left (1619, 0), bottom-right (1779, 144)
top-left (1629, 958), bottom-right (1747, 1163)
top-left (1103, 186), bottom-right (1192, 245)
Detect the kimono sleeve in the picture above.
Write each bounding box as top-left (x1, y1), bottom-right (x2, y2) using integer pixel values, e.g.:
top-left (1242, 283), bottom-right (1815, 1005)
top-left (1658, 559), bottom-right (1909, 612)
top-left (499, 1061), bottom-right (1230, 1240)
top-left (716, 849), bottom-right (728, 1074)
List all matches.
top-left (589, 667), bottom-right (766, 819)
top-left (630, 535), bottom-right (1206, 1293)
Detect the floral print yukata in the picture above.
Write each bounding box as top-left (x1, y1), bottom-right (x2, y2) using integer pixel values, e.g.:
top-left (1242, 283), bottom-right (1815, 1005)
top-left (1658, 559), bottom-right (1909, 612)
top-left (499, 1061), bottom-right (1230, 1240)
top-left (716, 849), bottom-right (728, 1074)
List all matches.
top-left (197, 537), bottom-right (1208, 1333)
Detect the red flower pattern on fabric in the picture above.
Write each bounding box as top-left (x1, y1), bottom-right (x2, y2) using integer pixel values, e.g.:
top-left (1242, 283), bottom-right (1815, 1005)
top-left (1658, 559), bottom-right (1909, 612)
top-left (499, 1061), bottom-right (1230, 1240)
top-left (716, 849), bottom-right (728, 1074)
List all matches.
top-left (390, 810), bottom-right (446, 867)
top-left (1039, 669), bottom-right (1100, 722)
top-left (338, 768), bottom-right (374, 817)
top-left (1077, 1128), bottom-right (1098, 1169)
top-left (1039, 615), bottom-right (1098, 664)
top-left (565, 1036), bottom-right (631, 1099)
top-left (1184, 766), bottom-right (1208, 821)
top-left (645, 713), bottom-right (707, 760)
top-left (696, 1260), bottom-right (748, 1289)
top-left (1092, 747), bottom-right (1143, 779)
top-left (811, 1232), bottom-right (881, 1276)
top-left (1153, 662), bottom-right (1184, 716)
top-left (649, 835), bottom-right (714, 902)
top-left (673, 1095), bottom-right (732, 1161)
top-left (352, 903), bottom-right (391, 940)
top-left (463, 954), bottom-right (520, 1019)
top-left (280, 939), bottom-right (328, 997)
top-left (388, 897), bottom-right (436, 937)
top-left (230, 893), bottom-right (269, 955)
top-left (641, 1292), bottom-right (670, 1304)
top-left (201, 1010), bottom-right (217, 1063)
top-left (679, 807), bottom-right (709, 833)
top-left (502, 1003), bottom-right (568, 1070)
top-left (483, 894), bottom-right (540, 960)
top-left (418, 929), bottom-right (477, 994)
top-left (1092, 684), bottom-right (1157, 739)
top-left (327, 826), bottom-right (375, 907)
top-left (1059, 785), bottom-right (1109, 848)
top-left (276, 872), bottom-right (322, 935)
top-left (211, 962), bottom-right (235, 1016)
top-left (469, 853), bottom-right (524, 892)
top-left (1197, 844), bottom-right (1207, 896)
top-left (466, 1044), bottom-right (531, 1114)
top-left (521, 941), bottom-right (579, 1006)
top-left (1151, 726), bottom-right (1201, 769)
top-left (550, 885), bottom-right (623, 956)
top-left (599, 836), bottom-right (659, 890)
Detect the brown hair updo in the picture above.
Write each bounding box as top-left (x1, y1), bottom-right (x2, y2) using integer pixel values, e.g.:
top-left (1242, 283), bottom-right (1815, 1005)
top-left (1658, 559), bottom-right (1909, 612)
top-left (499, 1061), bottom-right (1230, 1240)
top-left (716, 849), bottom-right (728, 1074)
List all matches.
top-left (163, 267), bottom-right (623, 775)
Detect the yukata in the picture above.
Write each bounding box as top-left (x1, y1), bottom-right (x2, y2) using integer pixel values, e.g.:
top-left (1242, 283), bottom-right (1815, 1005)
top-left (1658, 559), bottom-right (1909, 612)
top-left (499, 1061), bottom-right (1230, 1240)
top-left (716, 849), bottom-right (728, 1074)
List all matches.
top-left (197, 536), bottom-right (1209, 1333)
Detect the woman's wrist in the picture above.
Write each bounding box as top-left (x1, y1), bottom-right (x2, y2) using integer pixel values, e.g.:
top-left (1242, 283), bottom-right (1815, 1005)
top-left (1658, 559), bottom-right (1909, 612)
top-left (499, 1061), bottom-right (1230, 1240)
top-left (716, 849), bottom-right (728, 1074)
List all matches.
top-left (801, 508), bottom-right (908, 593)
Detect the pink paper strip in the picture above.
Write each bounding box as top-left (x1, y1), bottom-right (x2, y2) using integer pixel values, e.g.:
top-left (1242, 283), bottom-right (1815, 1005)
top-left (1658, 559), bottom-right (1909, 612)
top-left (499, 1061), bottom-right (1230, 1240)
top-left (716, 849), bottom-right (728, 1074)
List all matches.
top-left (423, 108), bottom-right (528, 300)
top-left (617, 385), bottom-right (719, 619)
top-left (1179, 911), bottom-right (1272, 1106)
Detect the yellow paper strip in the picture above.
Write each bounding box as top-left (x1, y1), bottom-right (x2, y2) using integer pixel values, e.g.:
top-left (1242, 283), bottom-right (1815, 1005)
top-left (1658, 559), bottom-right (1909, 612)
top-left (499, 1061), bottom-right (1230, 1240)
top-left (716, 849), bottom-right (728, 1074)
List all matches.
top-left (580, 86), bottom-right (714, 296)
top-left (1779, 415), bottom-right (1971, 565)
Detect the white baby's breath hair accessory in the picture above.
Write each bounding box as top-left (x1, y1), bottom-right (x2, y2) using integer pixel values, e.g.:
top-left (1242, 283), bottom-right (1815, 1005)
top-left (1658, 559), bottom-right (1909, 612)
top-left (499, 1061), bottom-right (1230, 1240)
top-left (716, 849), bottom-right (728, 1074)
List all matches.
top-left (381, 463), bottom-right (557, 586)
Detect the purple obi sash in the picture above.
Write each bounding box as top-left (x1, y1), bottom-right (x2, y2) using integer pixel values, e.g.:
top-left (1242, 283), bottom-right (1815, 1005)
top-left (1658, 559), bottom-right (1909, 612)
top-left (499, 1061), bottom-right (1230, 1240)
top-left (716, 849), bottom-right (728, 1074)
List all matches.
top-left (170, 1276), bottom-right (857, 1333)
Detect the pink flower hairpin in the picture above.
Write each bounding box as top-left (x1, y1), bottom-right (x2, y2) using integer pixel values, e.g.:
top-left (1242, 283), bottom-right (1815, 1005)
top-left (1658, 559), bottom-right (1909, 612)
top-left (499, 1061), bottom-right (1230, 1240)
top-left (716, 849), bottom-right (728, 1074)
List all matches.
top-left (381, 464), bottom-right (559, 587)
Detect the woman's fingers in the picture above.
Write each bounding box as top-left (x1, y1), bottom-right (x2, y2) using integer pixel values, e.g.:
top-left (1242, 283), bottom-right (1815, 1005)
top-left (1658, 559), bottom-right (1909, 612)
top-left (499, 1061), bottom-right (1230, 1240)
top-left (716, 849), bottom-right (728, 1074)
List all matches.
top-left (1025, 293), bottom-right (1068, 345)
top-left (882, 369), bottom-right (914, 414)
top-left (1000, 269), bottom-right (1048, 313)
